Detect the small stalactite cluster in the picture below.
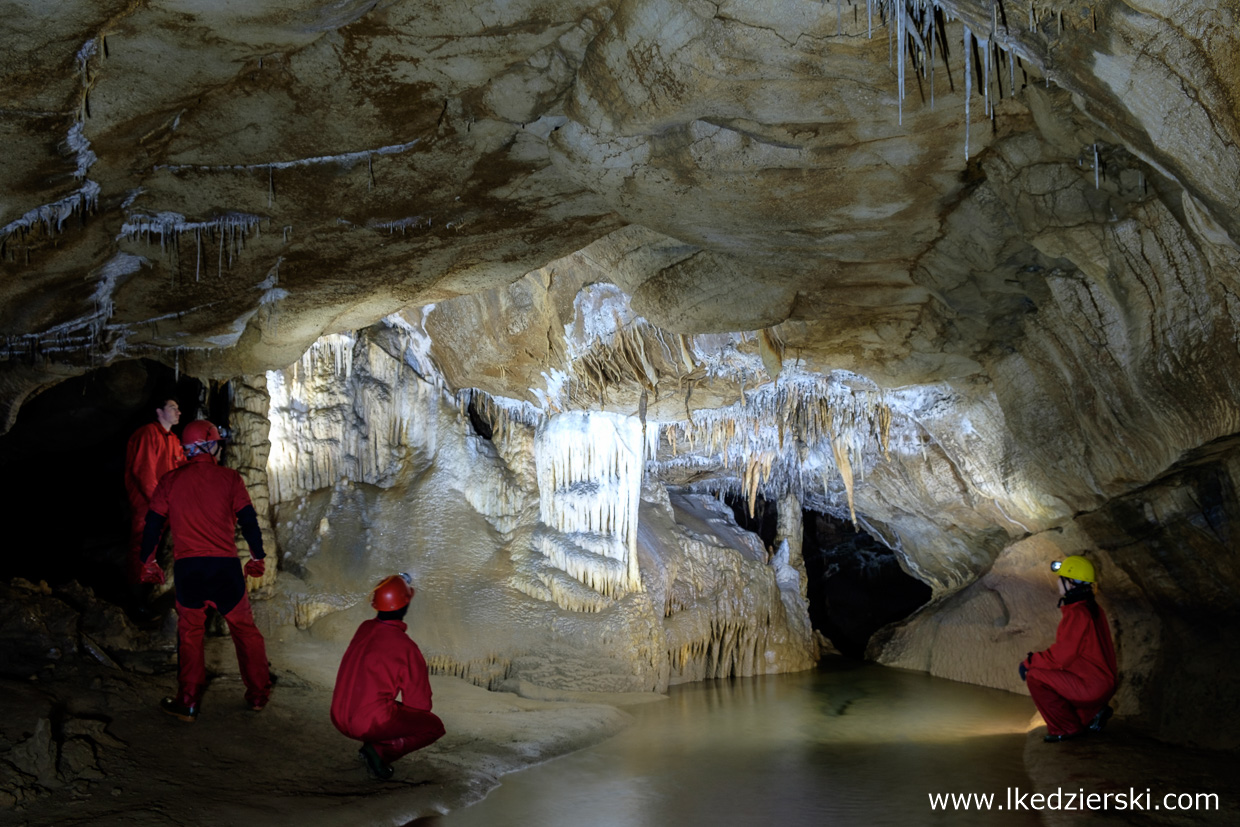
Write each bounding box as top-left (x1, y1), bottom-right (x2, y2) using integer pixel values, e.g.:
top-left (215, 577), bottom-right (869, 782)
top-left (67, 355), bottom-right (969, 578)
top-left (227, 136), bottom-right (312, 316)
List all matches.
top-left (452, 388), bottom-right (543, 534)
top-left (657, 376), bottom-right (893, 525)
top-left (1, 252), bottom-right (145, 367)
top-left (0, 182), bottom-right (101, 264)
top-left (2, 38), bottom-right (102, 264)
top-left (508, 536), bottom-right (619, 614)
top-left (120, 212), bottom-right (265, 284)
top-left (567, 315), bottom-right (696, 407)
top-left (456, 388), bottom-right (543, 447)
top-left (667, 617), bottom-right (777, 682)
top-left (659, 530), bottom-right (815, 682)
top-left (538, 531), bottom-right (632, 603)
top-left (266, 332), bottom-right (397, 503)
top-left (424, 654), bottom-right (513, 691)
top-left (840, 1), bottom-right (1066, 160)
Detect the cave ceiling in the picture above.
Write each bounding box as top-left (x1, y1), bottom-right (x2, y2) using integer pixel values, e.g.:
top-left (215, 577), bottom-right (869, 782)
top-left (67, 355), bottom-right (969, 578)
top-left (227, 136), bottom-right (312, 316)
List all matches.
top-left (3, 1), bottom-right (1239, 532)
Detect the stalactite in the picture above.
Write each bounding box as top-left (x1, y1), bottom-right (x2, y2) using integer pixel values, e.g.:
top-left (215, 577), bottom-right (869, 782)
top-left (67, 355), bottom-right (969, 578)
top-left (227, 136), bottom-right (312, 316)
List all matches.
top-left (843, 2), bottom-right (1045, 161)
top-left (831, 434), bottom-right (858, 526)
top-left (425, 654), bottom-right (512, 691)
top-left (651, 373), bottom-right (893, 521)
top-left (533, 411), bottom-right (645, 601)
top-left (115, 211), bottom-right (262, 286)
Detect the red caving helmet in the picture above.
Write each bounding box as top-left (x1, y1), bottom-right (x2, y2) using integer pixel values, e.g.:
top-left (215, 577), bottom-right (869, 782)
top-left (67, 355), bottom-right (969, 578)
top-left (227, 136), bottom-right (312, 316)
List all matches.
top-left (371, 574), bottom-right (415, 612)
top-left (182, 419), bottom-right (222, 454)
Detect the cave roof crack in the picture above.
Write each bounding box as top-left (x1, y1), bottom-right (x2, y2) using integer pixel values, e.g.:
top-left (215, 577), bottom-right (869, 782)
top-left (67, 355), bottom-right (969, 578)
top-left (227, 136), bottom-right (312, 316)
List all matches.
top-left (1140, 218), bottom-right (1215, 339)
top-left (709, 5), bottom-right (875, 48)
top-left (153, 138), bottom-right (423, 174)
top-left (0, 107), bottom-right (65, 118)
top-left (104, 300), bottom-right (227, 333)
top-left (1170, 67), bottom-right (1237, 155)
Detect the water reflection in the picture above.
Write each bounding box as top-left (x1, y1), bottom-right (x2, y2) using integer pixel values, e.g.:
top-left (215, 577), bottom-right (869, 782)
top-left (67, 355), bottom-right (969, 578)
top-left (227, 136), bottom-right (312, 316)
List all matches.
top-left (419, 662), bottom-right (1039, 826)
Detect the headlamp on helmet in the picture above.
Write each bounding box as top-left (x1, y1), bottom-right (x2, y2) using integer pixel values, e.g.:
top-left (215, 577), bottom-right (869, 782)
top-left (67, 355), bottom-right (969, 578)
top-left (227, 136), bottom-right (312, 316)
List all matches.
top-left (1050, 555), bottom-right (1096, 583)
top-left (181, 419), bottom-right (226, 457)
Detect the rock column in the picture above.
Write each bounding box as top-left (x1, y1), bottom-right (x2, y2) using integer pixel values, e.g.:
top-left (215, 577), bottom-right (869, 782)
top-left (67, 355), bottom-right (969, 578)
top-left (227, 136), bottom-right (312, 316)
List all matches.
top-left (227, 374), bottom-right (278, 591)
top-left (777, 492), bottom-right (808, 599)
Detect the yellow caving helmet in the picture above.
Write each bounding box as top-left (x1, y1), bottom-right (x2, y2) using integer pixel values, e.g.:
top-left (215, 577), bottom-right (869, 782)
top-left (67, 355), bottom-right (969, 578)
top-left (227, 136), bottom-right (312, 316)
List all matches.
top-left (1051, 555), bottom-right (1096, 583)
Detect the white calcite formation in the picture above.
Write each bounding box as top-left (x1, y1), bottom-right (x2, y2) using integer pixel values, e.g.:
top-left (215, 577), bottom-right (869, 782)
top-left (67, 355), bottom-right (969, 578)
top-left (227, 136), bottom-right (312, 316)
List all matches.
top-left (532, 410), bottom-right (644, 602)
top-left (263, 325), bottom-right (817, 692)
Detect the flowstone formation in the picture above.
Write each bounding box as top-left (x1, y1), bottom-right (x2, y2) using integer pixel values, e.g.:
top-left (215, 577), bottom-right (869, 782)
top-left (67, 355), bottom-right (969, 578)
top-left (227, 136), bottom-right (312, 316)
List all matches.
top-left (261, 319), bottom-right (818, 692)
top-left (2, 0), bottom-right (1240, 748)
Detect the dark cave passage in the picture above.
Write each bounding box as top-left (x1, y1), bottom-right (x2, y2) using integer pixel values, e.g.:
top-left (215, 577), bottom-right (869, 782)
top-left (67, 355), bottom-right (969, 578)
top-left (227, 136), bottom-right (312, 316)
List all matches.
top-left (802, 510), bottom-right (932, 658)
top-left (721, 493), bottom-right (930, 659)
top-left (0, 361), bottom-right (208, 605)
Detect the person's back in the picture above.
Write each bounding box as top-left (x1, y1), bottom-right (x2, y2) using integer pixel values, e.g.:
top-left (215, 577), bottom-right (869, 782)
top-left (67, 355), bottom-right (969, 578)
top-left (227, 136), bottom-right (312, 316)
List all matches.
top-left (1037, 596), bottom-right (1117, 686)
top-left (332, 618), bottom-right (432, 734)
top-left (140, 420), bottom-right (271, 721)
top-left (331, 574), bottom-right (444, 780)
top-left (155, 456), bottom-right (249, 558)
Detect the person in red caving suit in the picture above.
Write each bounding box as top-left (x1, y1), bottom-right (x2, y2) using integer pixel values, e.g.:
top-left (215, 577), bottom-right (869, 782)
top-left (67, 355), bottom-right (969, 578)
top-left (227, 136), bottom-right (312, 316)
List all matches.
top-left (331, 573), bottom-right (445, 780)
top-left (139, 419), bottom-right (271, 721)
top-left (123, 397), bottom-right (186, 609)
top-left (1020, 555), bottom-right (1118, 742)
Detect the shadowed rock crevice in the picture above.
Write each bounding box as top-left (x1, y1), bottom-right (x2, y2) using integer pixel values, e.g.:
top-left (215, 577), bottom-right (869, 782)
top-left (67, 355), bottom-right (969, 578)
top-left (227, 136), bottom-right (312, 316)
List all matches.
top-left (802, 510), bottom-right (932, 658)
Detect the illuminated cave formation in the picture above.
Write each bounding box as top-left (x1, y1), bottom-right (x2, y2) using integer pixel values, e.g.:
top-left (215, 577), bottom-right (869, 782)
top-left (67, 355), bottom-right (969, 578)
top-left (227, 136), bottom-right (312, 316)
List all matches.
top-left (3, 7), bottom-right (1240, 808)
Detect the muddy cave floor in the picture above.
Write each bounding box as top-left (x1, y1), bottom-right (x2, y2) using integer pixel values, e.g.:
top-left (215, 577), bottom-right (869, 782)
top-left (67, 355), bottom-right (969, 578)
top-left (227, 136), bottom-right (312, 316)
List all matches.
top-left (2, 620), bottom-right (642, 827)
top-left (4, 615), bottom-right (1240, 827)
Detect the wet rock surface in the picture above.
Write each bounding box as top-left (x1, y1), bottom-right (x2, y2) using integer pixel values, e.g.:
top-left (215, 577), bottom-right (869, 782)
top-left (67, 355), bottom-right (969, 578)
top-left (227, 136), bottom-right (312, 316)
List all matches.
top-left (0, 580), bottom-right (635, 826)
top-left (873, 434), bottom-right (1240, 750)
top-left (1023, 724), bottom-right (1240, 827)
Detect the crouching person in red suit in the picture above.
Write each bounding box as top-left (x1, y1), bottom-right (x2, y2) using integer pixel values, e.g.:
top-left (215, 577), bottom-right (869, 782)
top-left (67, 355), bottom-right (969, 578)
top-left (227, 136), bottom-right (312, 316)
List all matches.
top-left (139, 420), bottom-right (272, 721)
top-left (1020, 555), bottom-right (1118, 742)
top-left (331, 574), bottom-right (445, 780)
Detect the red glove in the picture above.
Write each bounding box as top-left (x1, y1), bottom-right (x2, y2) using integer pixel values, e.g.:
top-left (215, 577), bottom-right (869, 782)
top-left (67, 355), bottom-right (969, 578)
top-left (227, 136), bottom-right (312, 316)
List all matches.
top-left (139, 560), bottom-right (165, 585)
top-left (244, 559), bottom-right (265, 578)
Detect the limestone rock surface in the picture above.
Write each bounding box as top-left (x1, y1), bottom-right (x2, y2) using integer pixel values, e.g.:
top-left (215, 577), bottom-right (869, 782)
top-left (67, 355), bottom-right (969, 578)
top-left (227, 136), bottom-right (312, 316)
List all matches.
top-left (3, 0), bottom-right (1240, 748)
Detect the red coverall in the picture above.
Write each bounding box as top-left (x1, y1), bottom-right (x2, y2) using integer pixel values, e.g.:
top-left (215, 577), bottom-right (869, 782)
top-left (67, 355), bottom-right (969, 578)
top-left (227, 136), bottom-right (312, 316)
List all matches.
top-left (331, 619), bottom-right (445, 763)
top-left (1026, 596), bottom-right (1118, 736)
top-left (146, 453), bottom-right (270, 708)
top-left (123, 422), bottom-right (186, 583)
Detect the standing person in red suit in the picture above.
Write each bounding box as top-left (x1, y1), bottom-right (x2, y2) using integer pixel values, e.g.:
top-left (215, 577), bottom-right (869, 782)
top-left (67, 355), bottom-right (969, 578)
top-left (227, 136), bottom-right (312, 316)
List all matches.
top-left (123, 397), bottom-right (186, 595)
top-left (138, 420), bottom-right (271, 721)
top-left (331, 574), bottom-right (446, 780)
top-left (1020, 555), bottom-right (1118, 742)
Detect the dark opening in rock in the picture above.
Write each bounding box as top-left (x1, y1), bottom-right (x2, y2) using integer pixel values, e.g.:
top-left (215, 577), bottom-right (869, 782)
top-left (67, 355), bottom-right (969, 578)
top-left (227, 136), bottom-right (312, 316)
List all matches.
top-left (0, 360), bottom-right (205, 604)
top-left (723, 492), bottom-right (778, 550)
top-left (467, 392), bottom-right (494, 440)
top-left (802, 510), bottom-right (931, 658)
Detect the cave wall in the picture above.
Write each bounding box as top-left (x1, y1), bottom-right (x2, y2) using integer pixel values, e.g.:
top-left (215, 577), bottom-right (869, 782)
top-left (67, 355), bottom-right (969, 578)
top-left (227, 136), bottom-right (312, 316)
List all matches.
top-left (0, 360), bottom-right (204, 596)
top-left (871, 436), bottom-right (1240, 750)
